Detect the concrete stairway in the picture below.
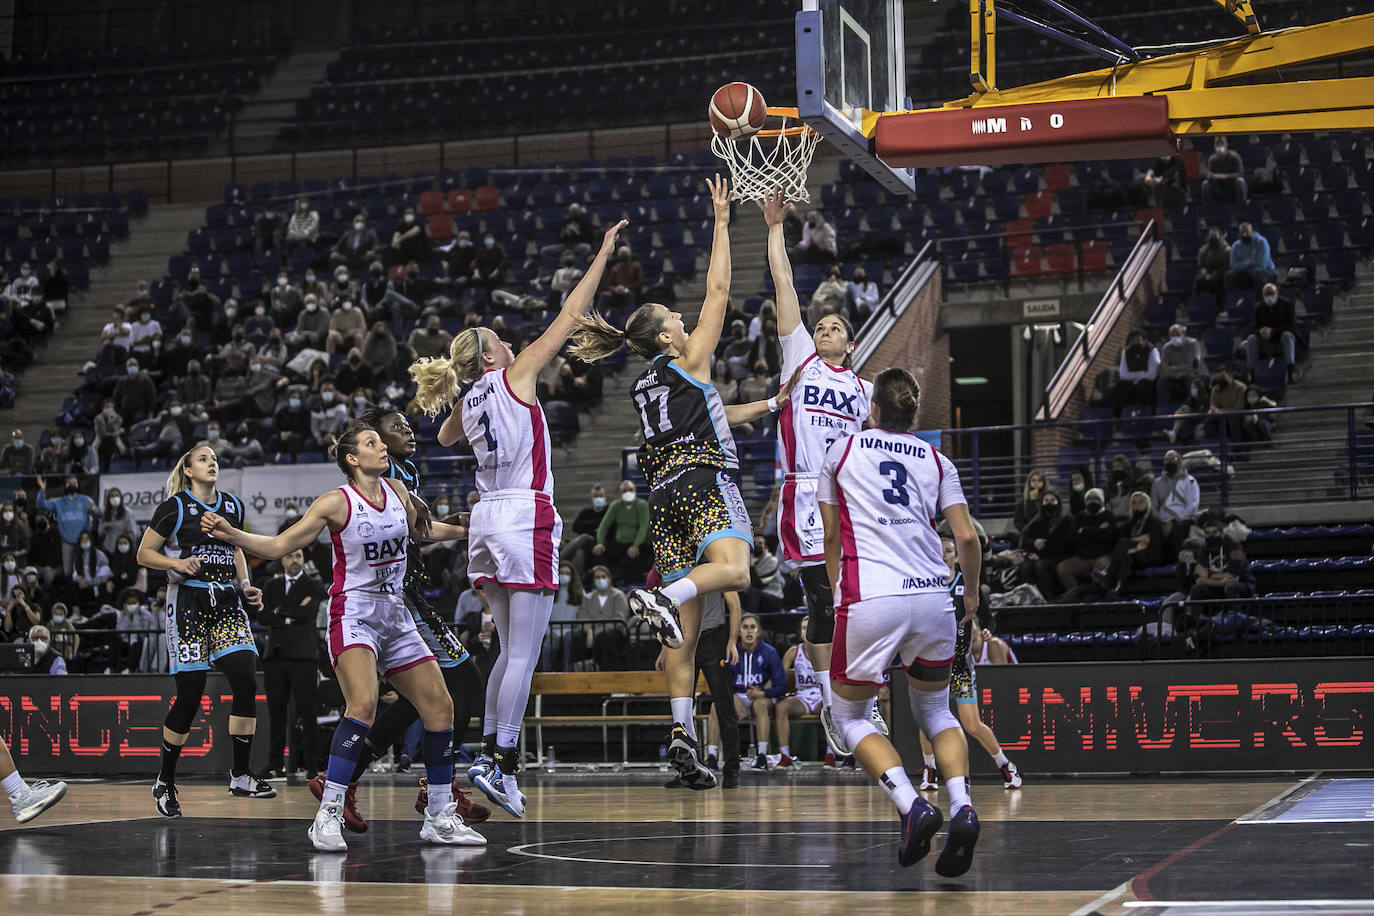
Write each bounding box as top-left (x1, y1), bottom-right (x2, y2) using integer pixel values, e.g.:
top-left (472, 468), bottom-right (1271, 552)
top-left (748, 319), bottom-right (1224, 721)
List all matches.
top-left (7, 204), bottom-right (208, 438)
top-left (216, 51), bottom-right (339, 157)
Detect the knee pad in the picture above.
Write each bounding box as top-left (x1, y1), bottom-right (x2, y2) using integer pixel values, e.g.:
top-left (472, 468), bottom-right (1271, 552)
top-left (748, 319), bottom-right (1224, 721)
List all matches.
top-left (218, 650), bottom-right (259, 719)
top-left (910, 660), bottom-right (951, 683)
top-left (908, 685), bottom-right (960, 740)
top-left (165, 671), bottom-right (208, 734)
top-left (800, 565), bottom-right (835, 644)
top-left (831, 694), bottom-right (879, 753)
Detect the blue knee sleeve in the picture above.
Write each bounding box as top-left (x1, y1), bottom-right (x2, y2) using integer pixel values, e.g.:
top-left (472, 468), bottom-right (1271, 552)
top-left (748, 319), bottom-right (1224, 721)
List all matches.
top-left (325, 716), bottom-right (370, 786)
top-left (422, 728), bottom-right (454, 789)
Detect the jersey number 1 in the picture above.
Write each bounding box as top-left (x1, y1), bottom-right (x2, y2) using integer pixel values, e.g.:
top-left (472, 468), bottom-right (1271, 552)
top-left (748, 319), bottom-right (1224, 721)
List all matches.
top-left (634, 385), bottom-right (672, 437)
top-left (476, 411), bottom-right (498, 451)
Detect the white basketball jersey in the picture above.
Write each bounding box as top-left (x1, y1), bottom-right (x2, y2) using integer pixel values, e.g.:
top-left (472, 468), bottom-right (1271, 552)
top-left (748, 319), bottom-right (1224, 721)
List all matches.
top-left (778, 327), bottom-right (872, 475)
top-left (460, 368), bottom-right (553, 496)
top-left (792, 643), bottom-right (822, 706)
top-left (329, 482), bottom-right (411, 597)
top-left (817, 428), bottom-right (966, 609)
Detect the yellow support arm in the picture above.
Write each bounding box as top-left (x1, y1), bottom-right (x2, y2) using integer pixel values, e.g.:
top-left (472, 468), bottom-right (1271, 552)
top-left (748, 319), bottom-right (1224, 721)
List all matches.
top-left (1213, 0), bottom-right (1261, 35)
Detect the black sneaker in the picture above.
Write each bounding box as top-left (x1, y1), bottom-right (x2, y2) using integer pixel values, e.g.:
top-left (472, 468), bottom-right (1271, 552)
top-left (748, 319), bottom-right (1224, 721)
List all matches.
top-left (934, 806), bottom-right (981, 877)
top-left (721, 768), bottom-right (740, 789)
top-left (627, 588), bottom-right (685, 648)
top-left (665, 724), bottom-right (716, 789)
top-left (153, 780), bottom-right (181, 818)
top-left (664, 774), bottom-right (686, 789)
top-left (898, 797), bottom-right (943, 867)
top-left (750, 753), bottom-right (770, 771)
top-left (705, 753), bottom-right (719, 771)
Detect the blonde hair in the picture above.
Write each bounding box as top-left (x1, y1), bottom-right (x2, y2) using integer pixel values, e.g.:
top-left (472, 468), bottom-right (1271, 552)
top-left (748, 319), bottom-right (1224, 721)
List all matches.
top-left (165, 442), bottom-right (214, 496)
top-left (568, 306), bottom-right (666, 363)
top-left (1023, 467), bottom-right (1049, 502)
top-left (410, 327), bottom-right (485, 417)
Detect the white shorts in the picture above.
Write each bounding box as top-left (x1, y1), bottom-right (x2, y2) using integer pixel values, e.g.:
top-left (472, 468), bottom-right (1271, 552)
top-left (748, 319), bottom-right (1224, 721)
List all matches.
top-left (832, 592), bottom-right (957, 688)
top-left (789, 691), bottom-right (823, 715)
top-left (734, 692), bottom-right (774, 722)
top-left (778, 474), bottom-right (824, 564)
top-left (328, 591), bottom-right (435, 678)
top-left (468, 490), bottom-right (563, 591)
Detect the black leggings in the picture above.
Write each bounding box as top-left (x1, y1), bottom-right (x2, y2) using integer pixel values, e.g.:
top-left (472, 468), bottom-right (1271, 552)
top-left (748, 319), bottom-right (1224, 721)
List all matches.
top-left (368, 659), bottom-right (483, 751)
top-left (163, 649), bottom-right (258, 734)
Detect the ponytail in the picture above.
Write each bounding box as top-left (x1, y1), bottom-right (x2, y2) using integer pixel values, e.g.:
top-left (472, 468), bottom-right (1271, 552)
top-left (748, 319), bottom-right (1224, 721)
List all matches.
top-left (410, 327), bottom-right (484, 417)
top-left (165, 443), bottom-right (213, 496)
top-left (568, 311), bottom-right (630, 362)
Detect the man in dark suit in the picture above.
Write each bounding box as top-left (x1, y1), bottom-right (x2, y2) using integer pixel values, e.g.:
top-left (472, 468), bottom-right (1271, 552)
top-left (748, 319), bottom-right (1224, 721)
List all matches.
top-left (259, 549), bottom-right (327, 778)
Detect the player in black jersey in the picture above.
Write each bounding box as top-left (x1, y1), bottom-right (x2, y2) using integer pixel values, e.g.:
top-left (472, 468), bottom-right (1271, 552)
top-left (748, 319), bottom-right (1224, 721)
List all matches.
top-left (306, 407), bottom-right (491, 830)
top-left (568, 175), bottom-right (789, 788)
top-left (134, 443), bottom-right (274, 817)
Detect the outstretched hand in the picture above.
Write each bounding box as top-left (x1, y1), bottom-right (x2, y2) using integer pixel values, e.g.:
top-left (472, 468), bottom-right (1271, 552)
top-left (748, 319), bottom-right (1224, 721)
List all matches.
top-left (754, 186), bottom-right (786, 228)
top-left (774, 364), bottom-right (805, 408)
top-left (599, 219), bottom-right (629, 256)
top-left (706, 173), bottom-right (731, 220)
top-left (200, 511), bottom-right (232, 540)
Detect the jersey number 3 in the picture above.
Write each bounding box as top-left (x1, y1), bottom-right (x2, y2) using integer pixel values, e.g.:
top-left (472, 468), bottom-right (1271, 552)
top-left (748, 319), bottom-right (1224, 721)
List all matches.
top-left (634, 385), bottom-right (672, 437)
top-left (879, 460), bottom-right (910, 506)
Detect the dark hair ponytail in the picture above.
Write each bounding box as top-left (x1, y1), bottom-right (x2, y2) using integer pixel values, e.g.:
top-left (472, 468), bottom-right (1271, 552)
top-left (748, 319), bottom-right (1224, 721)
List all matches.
top-left (873, 367), bottom-right (920, 430)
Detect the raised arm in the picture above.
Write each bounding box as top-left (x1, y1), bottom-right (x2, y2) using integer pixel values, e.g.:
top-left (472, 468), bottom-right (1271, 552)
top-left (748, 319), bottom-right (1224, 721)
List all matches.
top-left (508, 219), bottom-right (627, 399)
top-left (680, 175), bottom-right (732, 379)
top-left (437, 406), bottom-right (467, 448)
top-left (202, 490), bottom-right (343, 560)
top-left (942, 502), bottom-right (982, 624)
top-left (756, 188), bottom-right (801, 336)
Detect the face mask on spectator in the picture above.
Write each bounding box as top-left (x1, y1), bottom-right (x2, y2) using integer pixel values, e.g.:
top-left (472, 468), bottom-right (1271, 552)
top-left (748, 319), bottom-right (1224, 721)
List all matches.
top-left (254, 305), bottom-right (266, 317)
top-left (250, 363), bottom-right (262, 373)
top-left (110, 496), bottom-right (121, 507)
top-left (141, 312), bottom-right (151, 323)
top-left (558, 573), bottom-right (571, 587)
top-left (457, 237), bottom-right (472, 248)
top-left (407, 268), bottom-right (418, 278)
top-left (188, 279), bottom-right (200, 290)
top-left (117, 542), bottom-right (130, 553)
top-left (277, 277), bottom-right (287, 287)
top-left (207, 428), bottom-right (220, 441)
top-left (1, 560), bottom-right (12, 571)
top-left (434, 503), bottom-right (450, 516)
top-left (322, 391), bottom-right (335, 403)
top-left (126, 365), bottom-right (138, 376)
top-left (31, 639), bottom-right (49, 656)
top-left (67, 483), bottom-right (79, 496)
top-left (594, 577), bottom-right (610, 592)
top-left (11, 439), bottom-right (22, 449)
top-left (620, 490), bottom-right (635, 504)
top-left (591, 496), bottom-right (606, 510)
top-left (170, 406), bottom-right (182, 416)
top-left (73, 436), bottom-right (84, 447)
top-left (1263, 292), bottom-right (1277, 306)
top-left (353, 221), bottom-right (364, 231)
top-left (305, 301), bottom-right (318, 312)
top-left (79, 538), bottom-right (91, 550)
top-left (305, 272), bottom-right (316, 283)
top-left (289, 397), bottom-right (301, 409)
top-left (353, 395), bottom-right (365, 406)
top-left (286, 508), bottom-right (299, 519)
top-left (225, 306), bottom-right (236, 319)
top-left (179, 334), bottom-right (191, 345)
top-left (404, 214), bottom-right (415, 224)
top-left (371, 267), bottom-right (383, 278)
top-left (20, 268), bottom-right (30, 278)
top-left (123, 603), bottom-right (138, 614)
top-left (1165, 459), bottom-right (1180, 474)
top-left (342, 301), bottom-right (354, 311)
top-left (50, 613), bottom-right (64, 624)
top-left (484, 237), bottom-right (495, 248)
top-left (1042, 501), bottom-right (1059, 515)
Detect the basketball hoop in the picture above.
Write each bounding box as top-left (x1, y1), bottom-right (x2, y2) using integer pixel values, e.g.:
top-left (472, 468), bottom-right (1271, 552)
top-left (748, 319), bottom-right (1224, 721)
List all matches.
top-left (710, 106), bottom-right (821, 203)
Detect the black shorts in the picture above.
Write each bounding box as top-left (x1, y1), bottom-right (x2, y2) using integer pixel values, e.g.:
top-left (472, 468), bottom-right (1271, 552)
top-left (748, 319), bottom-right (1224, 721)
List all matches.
top-left (165, 582), bottom-right (256, 673)
top-left (649, 467), bottom-right (753, 581)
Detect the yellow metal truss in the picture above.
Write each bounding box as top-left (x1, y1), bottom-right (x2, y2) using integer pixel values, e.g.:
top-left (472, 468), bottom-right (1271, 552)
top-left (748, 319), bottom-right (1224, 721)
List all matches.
top-left (925, 8), bottom-right (1374, 136)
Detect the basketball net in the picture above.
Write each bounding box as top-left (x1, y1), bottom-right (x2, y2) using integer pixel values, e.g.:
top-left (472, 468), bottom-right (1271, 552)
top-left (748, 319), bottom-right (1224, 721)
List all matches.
top-left (710, 107), bottom-right (820, 203)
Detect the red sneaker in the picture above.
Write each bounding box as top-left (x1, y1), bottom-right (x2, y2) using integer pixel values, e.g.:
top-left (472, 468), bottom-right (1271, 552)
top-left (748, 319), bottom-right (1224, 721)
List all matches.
top-left (778, 753), bottom-right (796, 770)
top-left (823, 750), bottom-right (837, 769)
top-left (308, 774), bottom-right (368, 833)
top-left (414, 777), bottom-right (492, 824)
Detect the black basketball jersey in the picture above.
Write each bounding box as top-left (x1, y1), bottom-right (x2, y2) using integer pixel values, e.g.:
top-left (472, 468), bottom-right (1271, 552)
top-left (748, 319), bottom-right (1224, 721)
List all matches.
top-left (148, 489), bottom-right (245, 587)
top-left (632, 353), bottom-right (737, 489)
top-left (382, 454), bottom-right (428, 591)
top-left (385, 456), bottom-right (420, 492)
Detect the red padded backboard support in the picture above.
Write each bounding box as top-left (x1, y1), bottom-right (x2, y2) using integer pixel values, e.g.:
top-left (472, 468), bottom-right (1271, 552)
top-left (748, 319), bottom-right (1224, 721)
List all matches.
top-left (874, 95), bottom-right (1179, 168)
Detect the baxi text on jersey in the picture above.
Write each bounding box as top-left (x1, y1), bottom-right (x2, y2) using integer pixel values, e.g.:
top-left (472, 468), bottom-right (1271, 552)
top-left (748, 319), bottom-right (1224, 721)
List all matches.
top-left (801, 386), bottom-right (861, 416)
top-left (901, 575), bottom-right (948, 589)
top-left (363, 536), bottom-right (406, 562)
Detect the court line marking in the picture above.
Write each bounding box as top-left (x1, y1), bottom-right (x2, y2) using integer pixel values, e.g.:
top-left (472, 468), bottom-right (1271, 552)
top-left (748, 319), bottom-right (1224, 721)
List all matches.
top-left (1123, 902), bottom-right (1374, 909)
top-left (1234, 773), bottom-right (1322, 824)
top-left (1067, 881), bottom-right (1129, 916)
top-left (507, 829), bottom-right (881, 869)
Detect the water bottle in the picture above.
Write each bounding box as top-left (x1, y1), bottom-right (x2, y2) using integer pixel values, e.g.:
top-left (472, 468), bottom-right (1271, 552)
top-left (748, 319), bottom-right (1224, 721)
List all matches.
top-left (658, 743), bottom-right (668, 767)
top-left (545, 745), bottom-right (558, 764)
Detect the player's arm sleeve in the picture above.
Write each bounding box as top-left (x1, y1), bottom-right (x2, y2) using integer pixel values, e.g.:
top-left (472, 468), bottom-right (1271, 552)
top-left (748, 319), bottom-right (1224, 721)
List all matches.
top-left (816, 448), bottom-right (839, 506)
top-left (763, 645), bottom-right (788, 697)
top-left (148, 497), bottom-right (179, 539)
top-left (778, 326), bottom-right (813, 378)
top-left (935, 452), bottom-right (968, 512)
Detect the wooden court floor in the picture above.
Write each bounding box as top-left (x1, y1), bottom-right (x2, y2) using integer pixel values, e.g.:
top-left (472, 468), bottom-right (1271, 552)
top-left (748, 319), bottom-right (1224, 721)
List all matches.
top-left (2, 772), bottom-right (1371, 915)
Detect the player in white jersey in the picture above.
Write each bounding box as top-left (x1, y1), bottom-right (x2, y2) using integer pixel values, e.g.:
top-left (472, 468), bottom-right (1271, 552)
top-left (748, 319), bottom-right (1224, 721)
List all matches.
top-left (774, 618), bottom-right (824, 768)
top-left (201, 423), bottom-right (482, 853)
top-left (818, 367), bottom-right (984, 877)
top-left (411, 217), bottom-right (626, 816)
top-left (755, 189), bottom-right (881, 757)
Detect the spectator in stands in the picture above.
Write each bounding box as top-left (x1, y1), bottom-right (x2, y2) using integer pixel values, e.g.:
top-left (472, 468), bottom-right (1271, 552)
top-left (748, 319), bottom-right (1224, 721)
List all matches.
top-left (95, 305), bottom-right (134, 377)
top-left (258, 328), bottom-right (289, 369)
top-left (209, 299), bottom-right (241, 348)
top-left (222, 422), bottom-right (266, 468)
top-left (112, 357), bottom-right (156, 423)
top-left (101, 534), bottom-right (145, 608)
top-left (301, 358), bottom-right (330, 397)
top-left (1013, 469), bottom-right (1049, 534)
top-left (1139, 155), bottom-right (1186, 210)
top-left (203, 421), bottom-right (229, 461)
top-left (596, 246), bottom-right (644, 313)
top-left (241, 300), bottom-right (273, 348)
top-left (331, 214), bottom-right (380, 272)
top-left (711, 360), bottom-right (738, 405)
top-left (1151, 450), bottom-right (1200, 555)
top-left (1056, 487), bottom-right (1119, 591)
top-left (332, 347), bottom-right (374, 398)
top-left (68, 531), bottom-right (111, 610)
top-left (738, 359), bottom-right (777, 407)
top-left (176, 359), bottom-right (212, 416)
top-left (489, 314), bottom-right (518, 348)
top-left (1016, 490), bottom-right (1071, 599)
top-left (140, 399), bottom-right (193, 463)
top-left (178, 268), bottom-right (220, 329)
top-left (363, 261), bottom-right (418, 324)
top-left (1114, 329), bottom-right (1159, 413)
top-left (36, 429), bottom-right (68, 475)
top-left (1169, 381), bottom-right (1209, 445)
top-left (1224, 222), bottom-right (1275, 293)
top-left (94, 401), bottom-right (128, 472)
top-left (844, 266), bottom-right (879, 326)
top-left (26, 623), bottom-right (68, 674)
top-left (209, 360), bottom-right (248, 424)
top-left (1188, 513), bottom-right (1255, 600)
top-left (1086, 170), bottom-right (1125, 212)
top-left (789, 208), bottom-right (837, 265)
top-left (98, 489), bottom-right (139, 557)
top-left (397, 261), bottom-right (437, 313)
top-left (326, 300), bottom-right (365, 355)
top-left (747, 300), bottom-right (776, 342)
top-left (285, 198), bottom-right (319, 255)
top-left (113, 591), bottom-right (157, 673)
top-left (1207, 369), bottom-right (1248, 441)
top-left (749, 317), bottom-right (782, 378)
top-left (127, 305), bottom-right (162, 358)
top-left (806, 266), bottom-right (848, 326)
top-left (362, 321), bottom-right (397, 369)
top-left (165, 324), bottom-right (199, 378)
top-left (471, 232), bottom-right (509, 301)
top-left (562, 485), bottom-right (608, 582)
top-left (28, 521), bottom-right (60, 587)
top-left (390, 206), bottom-right (430, 265)
top-left (141, 335), bottom-right (175, 387)
top-left (1157, 323), bottom-right (1207, 404)
top-left (409, 315), bottom-right (452, 360)
top-left (1105, 453), bottom-right (1151, 518)
top-left (543, 203), bottom-right (594, 260)
top-left (271, 389), bottom-right (311, 462)
top-left (1194, 228), bottom-right (1231, 301)
top-left (270, 272), bottom-right (302, 327)
top-left (1202, 136), bottom-right (1247, 204)
top-left (243, 358), bottom-right (281, 418)
top-left (0, 509), bottom-right (30, 563)
top-left (1240, 383), bottom-right (1278, 444)
top-left (593, 480), bottom-right (650, 585)
top-left (301, 268), bottom-right (328, 304)
top-left (289, 294), bottom-right (330, 351)
top-left (720, 319), bottom-right (753, 380)
top-left (576, 566), bottom-right (631, 671)
top-left (42, 259), bottom-right (68, 316)
top-left (1096, 491), bottom-right (1166, 596)
top-left (1245, 282), bottom-right (1299, 384)
top-left (0, 429), bottom-right (36, 477)
top-left (254, 202), bottom-right (284, 259)
top-left (549, 250), bottom-right (583, 308)
top-left (35, 477), bottom-right (96, 575)
top-left (310, 383), bottom-right (348, 450)
top-left (328, 265), bottom-right (359, 307)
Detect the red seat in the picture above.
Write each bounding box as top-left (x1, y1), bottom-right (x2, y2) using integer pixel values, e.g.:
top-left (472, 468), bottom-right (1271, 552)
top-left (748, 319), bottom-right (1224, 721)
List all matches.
top-left (428, 213), bottom-right (453, 241)
top-left (1005, 218), bottom-right (1033, 249)
top-left (1182, 150), bottom-right (1202, 180)
top-left (419, 190), bottom-right (444, 215)
top-left (1010, 245), bottom-right (1044, 277)
top-left (473, 186), bottom-right (501, 211)
top-left (1135, 208), bottom-right (1164, 238)
top-left (1043, 164), bottom-right (1072, 192)
top-left (447, 188), bottom-right (472, 213)
top-left (1023, 190), bottom-right (1054, 220)
top-left (1081, 239), bottom-right (1109, 272)
top-left (1046, 242), bottom-right (1077, 274)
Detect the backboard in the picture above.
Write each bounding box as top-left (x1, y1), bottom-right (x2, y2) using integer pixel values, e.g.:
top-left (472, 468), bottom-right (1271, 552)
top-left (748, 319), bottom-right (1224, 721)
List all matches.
top-left (796, 0), bottom-right (915, 195)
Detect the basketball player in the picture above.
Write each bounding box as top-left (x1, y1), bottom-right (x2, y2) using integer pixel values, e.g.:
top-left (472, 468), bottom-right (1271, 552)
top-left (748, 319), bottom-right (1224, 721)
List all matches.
top-left (410, 218), bottom-right (626, 818)
top-left (306, 406), bottom-right (490, 831)
top-left (818, 368), bottom-right (982, 876)
top-left (200, 424), bottom-right (484, 851)
top-left (135, 444), bottom-right (274, 817)
top-left (566, 176), bottom-right (789, 787)
top-left (755, 188), bottom-right (884, 757)
top-left (1, 735), bottom-right (67, 823)
top-left (919, 537), bottom-right (1023, 791)
top-left (775, 618), bottom-right (825, 768)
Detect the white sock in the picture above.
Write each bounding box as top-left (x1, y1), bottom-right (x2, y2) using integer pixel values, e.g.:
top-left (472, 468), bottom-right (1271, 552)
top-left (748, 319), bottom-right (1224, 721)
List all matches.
top-left (880, 765), bottom-right (917, 815)
top-left (993, 750), bottom-right (1009, 767)
top-left (816, 669), bottom-right (833, 707)
top-left (2, 771), bottom-right (27, 799)
top-left (427, 780), bottom-right (453, 816)
top-left (707, 744), bottom-right (719, 759)
top-left (923, 753), bottom-right (936, 768)
top-left (670, 697), bottom-right (696, 739)
top-left (780, 745), bottom-right (789, 756)
top-left (660, 578), bottom-right (698, 604)
top-left (757, 740), bottom-right (769, 755)
top-left (945, 775), bottom-right (971, 814)
top-left (322, 779), bottom-right (348, 807)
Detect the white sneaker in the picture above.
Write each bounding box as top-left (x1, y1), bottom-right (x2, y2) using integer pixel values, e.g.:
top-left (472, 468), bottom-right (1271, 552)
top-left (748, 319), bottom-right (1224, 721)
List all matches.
top-left (11, 779), bottom-right (67, 823)
top-left (309, 802), bottom-right (348, 852)
top-left (870, 703), bottom-right (890, 737)
top-left (420, 801), bottom-right (488, 846)
top-left (501, 772), bottom-right (527, 818)
top-left (627, 588), bottom-right (685, 649)
top-left (228, 771), bottom-right (278, 798)
top-left (819, 705), bottom-right (851, 756)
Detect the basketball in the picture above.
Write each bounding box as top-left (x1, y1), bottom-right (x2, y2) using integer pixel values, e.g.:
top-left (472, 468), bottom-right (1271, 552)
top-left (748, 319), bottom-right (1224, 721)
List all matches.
top-left (708, 81), bottom-right (767, 140)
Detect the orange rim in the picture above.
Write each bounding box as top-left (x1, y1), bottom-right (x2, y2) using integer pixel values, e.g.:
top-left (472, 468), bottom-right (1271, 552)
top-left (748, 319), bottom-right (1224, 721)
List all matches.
top-left (751, 107), bottom-right (818, 139)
